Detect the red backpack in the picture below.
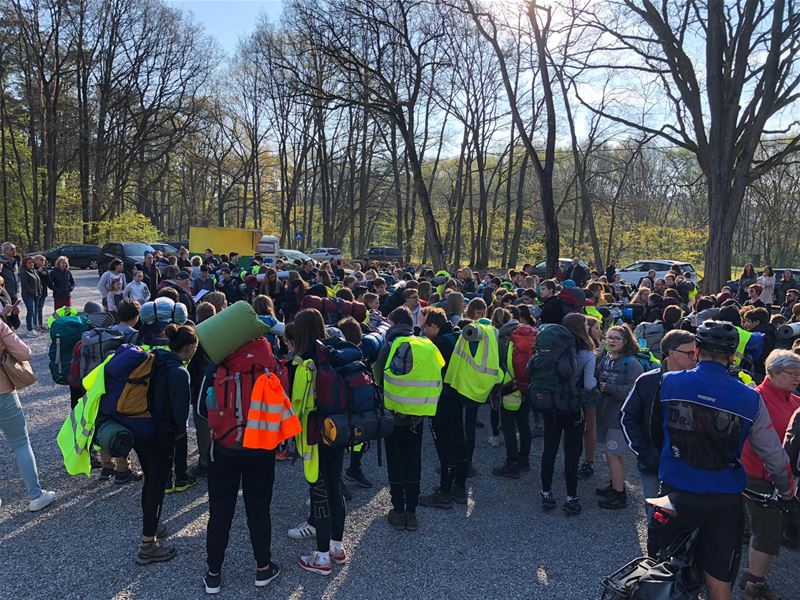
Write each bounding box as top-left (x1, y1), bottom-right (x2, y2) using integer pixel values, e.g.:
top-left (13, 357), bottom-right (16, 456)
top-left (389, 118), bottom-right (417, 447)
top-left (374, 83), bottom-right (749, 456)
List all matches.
top-left (510, 325), bottom-right (537, 393)
top-left (210, 337), bottom-right (278, 449)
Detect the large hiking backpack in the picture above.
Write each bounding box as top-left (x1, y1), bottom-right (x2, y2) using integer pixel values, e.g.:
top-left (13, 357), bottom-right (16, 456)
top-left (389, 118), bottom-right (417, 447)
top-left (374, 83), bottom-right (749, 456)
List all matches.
top-left (80, 328), bottom-right (140, 379)
top-left (634, 322), bottom-right (665, 360)
top-left (301, 295), bottom-right (368, 325)
top-left (313, 337), bottom-right (393, 447)
top-left (510, 325), bottom-right (537, 394)
top-left (526, 324), bottom-right (579, 411)
top-left (99, 344), bottom-right (157, 438)
top-left (49, 316), bottom-right (90, 385)
top-left (210, 337), bottom-right (277, 450)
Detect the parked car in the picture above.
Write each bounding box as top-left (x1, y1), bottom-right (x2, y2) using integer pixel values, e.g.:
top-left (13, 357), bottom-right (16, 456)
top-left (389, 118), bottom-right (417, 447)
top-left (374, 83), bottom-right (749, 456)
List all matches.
top-left (30, 244), bottom-right (102, 270)
top-left (150, 242), bottom-right (179, 257)
top-left (278, 249), bottom-right (312, 264)
top-left (308, 247), bottom-right (343, 262)
top-left (97, 242), bottom-right (156, 277)
top-left (530, 257), bottom-right (589, 279)
top-left (356, 246), bottom-right (402, 264)
top-left (617, 259), bottom-right (696, 286)
top-left (161, 240), bottom-right (189, 251)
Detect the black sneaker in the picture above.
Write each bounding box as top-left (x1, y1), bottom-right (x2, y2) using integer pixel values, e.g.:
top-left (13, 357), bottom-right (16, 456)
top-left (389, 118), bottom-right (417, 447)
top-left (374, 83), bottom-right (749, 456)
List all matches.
top-left (115, 469), bottom-right (144, 485)
top-left (136, 540), bottom-right (176, 565)
top-left (541, 492), bottom-right (556, 511)
top-left (172, 474), bottom-right (198, 493)
top-left (451, 484), bottom-right (467, 505)
top-left (345, 468), bottom-right (372, 488)
top-left (99, 467), bottom-right (115, 481)
top-left (598, 490), bottom-right (627, 510)
top-left (419, 489), bottom-right (453, 510)
top-left (595, 482), bottom-right (614, 496)
top-left (516, 457), bottom-right (531, 472)
top-left (204, 571), bottom-right (221, 594)
top-left (492, 462), bottom-right (520, 479)
top-left (255, 562), bottom-right (280, 587)
top-left (577, 462), bottom-right (595, 480)
top-left (563, 498), bottom-right (581, 515)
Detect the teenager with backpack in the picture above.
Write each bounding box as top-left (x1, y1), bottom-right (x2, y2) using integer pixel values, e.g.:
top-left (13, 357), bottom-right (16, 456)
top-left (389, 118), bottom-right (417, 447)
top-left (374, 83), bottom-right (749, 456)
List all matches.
top-left (538, 314), bottom-right (597, 515)
top-left (595, 325), bottom-right (644, 509)
top-left (134, 324), bottom-right (198, 566)
top-left (374, 306), bottom-right (445, 532)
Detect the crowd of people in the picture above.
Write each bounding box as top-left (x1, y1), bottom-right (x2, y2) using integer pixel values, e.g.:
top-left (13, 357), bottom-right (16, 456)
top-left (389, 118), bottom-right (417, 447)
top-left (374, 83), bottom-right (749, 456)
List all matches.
top-left (0, 242), bottom-right (799, 599)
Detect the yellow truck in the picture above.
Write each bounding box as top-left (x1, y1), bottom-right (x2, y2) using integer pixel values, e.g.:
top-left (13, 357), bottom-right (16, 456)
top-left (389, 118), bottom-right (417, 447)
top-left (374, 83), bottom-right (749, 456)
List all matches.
top-left (189, 226), bottom-right (262, 258)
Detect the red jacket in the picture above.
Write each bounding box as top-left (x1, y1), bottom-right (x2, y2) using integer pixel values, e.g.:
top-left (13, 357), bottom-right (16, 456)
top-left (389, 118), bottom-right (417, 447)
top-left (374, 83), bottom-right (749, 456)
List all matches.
top-left (742, 378), bottom-right (800, 482)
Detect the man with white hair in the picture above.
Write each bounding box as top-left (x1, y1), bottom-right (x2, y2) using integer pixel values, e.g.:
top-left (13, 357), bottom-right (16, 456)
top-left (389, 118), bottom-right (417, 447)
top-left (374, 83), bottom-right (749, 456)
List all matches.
top-left (0, 242), bottom-right (19, 302)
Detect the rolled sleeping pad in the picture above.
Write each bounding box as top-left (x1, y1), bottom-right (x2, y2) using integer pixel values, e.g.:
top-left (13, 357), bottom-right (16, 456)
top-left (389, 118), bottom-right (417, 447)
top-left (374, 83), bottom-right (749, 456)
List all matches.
top-left (94, 418), bottom-right (135, 458)
top-left (322, 410), bottom-right (395, 447)
top-left (195, 300), bottom-right (269, 364)
top-left (778, 322), bottom-right (800, 340)
top-left (461, 323), bottom-right (483, 342)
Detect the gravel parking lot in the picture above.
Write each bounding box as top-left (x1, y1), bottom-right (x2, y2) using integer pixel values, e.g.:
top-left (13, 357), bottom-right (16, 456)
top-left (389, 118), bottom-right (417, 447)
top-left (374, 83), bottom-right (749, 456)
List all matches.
top-left (0, 269), bottom-right (796, 599)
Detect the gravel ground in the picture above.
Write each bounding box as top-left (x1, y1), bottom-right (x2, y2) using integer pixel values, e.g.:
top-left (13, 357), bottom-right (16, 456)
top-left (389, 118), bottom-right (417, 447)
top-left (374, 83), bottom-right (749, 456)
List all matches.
top-left (0, 269), bottom-right (796, 599)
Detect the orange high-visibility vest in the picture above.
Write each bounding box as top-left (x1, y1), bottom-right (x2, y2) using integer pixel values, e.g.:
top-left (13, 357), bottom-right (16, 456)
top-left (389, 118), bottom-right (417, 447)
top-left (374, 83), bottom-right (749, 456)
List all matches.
top-left (243, 372), bottom-right (302, 450)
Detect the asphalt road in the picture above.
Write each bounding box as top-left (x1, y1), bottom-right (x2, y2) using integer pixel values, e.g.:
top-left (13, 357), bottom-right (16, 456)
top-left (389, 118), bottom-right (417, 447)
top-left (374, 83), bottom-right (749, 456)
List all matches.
top-left (0, 269), bottom-right (796, 599)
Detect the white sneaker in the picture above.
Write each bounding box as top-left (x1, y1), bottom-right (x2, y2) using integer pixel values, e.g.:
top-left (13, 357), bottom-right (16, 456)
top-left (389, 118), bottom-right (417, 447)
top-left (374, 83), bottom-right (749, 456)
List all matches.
top-left (29, 490), bottom-right (56, 512)
top-left (287, 521), bottom-right (316, 540)
top-left (26, 330), bottom-right (39, 338)
top-left (298, 551), bottom-right (332, 576)
top-left (488, 435), bottom-right (504, 447)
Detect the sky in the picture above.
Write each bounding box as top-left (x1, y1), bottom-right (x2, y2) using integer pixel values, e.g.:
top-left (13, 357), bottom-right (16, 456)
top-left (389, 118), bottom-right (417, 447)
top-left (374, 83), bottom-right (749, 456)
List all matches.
top-left (165, 0), bottom-right (284, 57)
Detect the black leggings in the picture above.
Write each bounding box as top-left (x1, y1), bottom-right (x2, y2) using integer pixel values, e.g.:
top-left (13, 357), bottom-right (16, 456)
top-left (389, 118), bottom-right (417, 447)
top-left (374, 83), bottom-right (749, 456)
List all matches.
top-left (540, 409), bottom-right (585, 497)
top-left (309, 445), bottom-right (346, 552)
top-left (385, 422), bottom-right (423, 513)
top-left (133, 433), bottom-right (175, 537)
top-left (490, 405), bottom-right (500, 436)
top-left (500, 400), bottom-right (532, 461)
top-left (463, 398), bottom-right (479, 468)
top-left (431, 392), bottom-right (468, 492)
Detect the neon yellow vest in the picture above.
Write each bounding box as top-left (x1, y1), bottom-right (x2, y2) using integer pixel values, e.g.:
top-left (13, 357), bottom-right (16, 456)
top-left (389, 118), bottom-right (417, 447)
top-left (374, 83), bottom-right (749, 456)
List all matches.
top-left (56, 356), bottom-right (112, 476)
top-left (291, 357), bottom-right (319, 483)
top-left (47, 305), bottom-right (78, 328)
top-left (383, 336), bottom-right (444, 416)
top-left (444, 322), bottom-right (502, 403)
top-left (585, 305), bottom-right (603, 324)
top-left (501, 343), bottom-right (521, 411)
top-left (733, 327), bottom-right (752, 367)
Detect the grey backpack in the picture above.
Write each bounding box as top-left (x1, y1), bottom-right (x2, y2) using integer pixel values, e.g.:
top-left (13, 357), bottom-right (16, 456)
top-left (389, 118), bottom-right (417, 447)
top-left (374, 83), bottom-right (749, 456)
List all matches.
top-left (79, 328), bottom-right (139, 378)
top-left (634, 322), bottom-right (665, 360)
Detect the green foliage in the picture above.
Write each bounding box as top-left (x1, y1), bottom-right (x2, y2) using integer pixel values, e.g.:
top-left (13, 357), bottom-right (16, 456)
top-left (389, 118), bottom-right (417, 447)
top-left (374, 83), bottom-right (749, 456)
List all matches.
top-left (95, 211), bottom-right (162, 244)
top-left (617, 223), bottom-right (708, 268)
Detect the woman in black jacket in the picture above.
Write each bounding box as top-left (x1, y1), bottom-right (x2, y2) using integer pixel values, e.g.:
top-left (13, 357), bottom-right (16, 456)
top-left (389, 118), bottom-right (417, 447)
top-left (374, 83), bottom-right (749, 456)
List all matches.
top-left (34, 255), bottom-right (49, 331)
top-left (19, 256), bottom-right (43, 336)
top-left (134, 323), bottom-right (197, 566)
top-left (48, 256), bottom-right (75, 310)
top-left (141, 253), bottom-right (160, 298)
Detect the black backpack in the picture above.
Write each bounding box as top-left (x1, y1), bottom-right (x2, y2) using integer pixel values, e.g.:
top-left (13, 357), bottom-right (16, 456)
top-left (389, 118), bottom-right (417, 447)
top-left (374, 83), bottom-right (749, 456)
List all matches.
top-left (526, 324), bottom-right (580, 411)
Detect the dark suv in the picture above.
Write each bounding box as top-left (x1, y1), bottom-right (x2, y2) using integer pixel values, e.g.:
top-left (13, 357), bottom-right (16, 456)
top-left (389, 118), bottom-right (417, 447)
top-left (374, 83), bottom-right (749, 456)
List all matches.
top-left (97, 242), bottom-right (156, 276)
top-left (35, 244), bottom-right (102, 269)
top-left (356, 246), bottom-right (402, 265)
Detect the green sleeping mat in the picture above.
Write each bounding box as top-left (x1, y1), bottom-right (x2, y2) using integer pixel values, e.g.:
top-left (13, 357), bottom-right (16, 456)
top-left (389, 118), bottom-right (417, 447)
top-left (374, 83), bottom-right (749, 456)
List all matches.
top-left (195, 300), bottom-right (269, 364)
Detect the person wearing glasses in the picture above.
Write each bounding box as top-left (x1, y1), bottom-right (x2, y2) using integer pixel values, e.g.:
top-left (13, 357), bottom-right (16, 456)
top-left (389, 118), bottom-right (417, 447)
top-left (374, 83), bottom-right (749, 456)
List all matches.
top-left (621, 330), bottom-right (697, 523)
top-left (403, 288), bottom-right (422, 328)
top-left (595, 325), bottom-right (644, 509)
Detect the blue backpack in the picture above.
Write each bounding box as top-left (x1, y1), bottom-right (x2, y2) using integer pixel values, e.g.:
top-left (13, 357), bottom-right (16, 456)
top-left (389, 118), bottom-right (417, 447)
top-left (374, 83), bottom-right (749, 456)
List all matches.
top-left (49, 316), bottom-right (90, 384)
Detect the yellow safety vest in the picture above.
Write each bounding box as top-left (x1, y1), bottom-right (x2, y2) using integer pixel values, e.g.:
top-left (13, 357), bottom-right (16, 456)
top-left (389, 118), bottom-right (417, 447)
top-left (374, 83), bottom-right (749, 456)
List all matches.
top-left (501, 343), bottom-right (521, 411)
top-left (733, 327), bottom-right (752, 367)
top-left (56, 356), bottom-right (112, 476)
top-left (47, 306), bottom-right (78, 328)
top-left (383, 336), bottom-right (445, 416)
top-left (444, 322), bottom-right (503, 403)
top-left (291, 357), bottom-right (319, 483)
top-left (585, 305), bottom-right (603, 324)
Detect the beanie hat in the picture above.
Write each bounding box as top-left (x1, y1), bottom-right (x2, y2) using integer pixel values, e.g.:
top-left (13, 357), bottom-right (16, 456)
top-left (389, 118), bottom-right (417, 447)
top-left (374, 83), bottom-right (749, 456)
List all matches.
top-left (717, 305), bottom-right (741, 327)
top-left (563, 279), bottom-right (576, 288)
top-left (83, 301), bottom-right (103, 314)
top-left (558, 287), bottom-right (585, 310)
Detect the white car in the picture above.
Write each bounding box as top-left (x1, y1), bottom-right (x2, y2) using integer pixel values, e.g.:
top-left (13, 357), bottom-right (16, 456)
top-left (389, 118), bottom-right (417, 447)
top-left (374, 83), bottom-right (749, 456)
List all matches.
top-left (278, 249), bottom-right (312, 264)
top-left (308, 247), bottom-right (343, 262)
top-left (617, 259), bottom-right (697, 286)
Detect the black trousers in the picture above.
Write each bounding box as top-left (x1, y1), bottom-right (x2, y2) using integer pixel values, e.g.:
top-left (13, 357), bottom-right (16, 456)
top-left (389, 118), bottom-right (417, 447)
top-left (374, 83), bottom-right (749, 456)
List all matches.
top-left (463, 398), bottom-right (480, 468)
top-left (500, 399), bottom-right (532, 462)
top-left (385, 421), bottom-right (423, 513)
top-left (133, 433), bottom-right (175, 537)
top-left (431, 392), bottom-right (468, 492)
top-left (173, 435), bottom-right (189, 481)
top-left (490, 404), bottom-right (500, 436)
top-left (540, 409), bottom-right (585, 497)
top-left (206, 449), bottom-right (275, 573)
top-left (310, 444), bottom-right (346, 552)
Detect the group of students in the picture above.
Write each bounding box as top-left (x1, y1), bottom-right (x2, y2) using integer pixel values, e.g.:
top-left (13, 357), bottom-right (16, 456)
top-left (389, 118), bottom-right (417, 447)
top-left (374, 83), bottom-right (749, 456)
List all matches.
top-left (1, 245), bottom-right (800, 599)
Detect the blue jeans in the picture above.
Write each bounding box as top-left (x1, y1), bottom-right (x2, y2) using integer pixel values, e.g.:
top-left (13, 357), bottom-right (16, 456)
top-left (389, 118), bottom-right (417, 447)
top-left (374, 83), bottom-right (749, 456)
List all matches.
top-left (23, 297), bottom-right (36, 331)
top-left (0, 390), bottom-right (43, 500)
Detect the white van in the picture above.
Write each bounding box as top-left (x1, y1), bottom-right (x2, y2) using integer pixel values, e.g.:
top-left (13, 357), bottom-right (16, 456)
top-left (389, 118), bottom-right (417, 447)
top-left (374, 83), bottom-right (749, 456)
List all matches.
top-left (256, 235), bottom-right (279, 265)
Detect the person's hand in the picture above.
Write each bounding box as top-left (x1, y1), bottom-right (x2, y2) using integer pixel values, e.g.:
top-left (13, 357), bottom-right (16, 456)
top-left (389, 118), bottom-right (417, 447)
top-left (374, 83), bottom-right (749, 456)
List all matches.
top-left (2, 305), bottom-right (11, 315)
top-left (11, 305), bottom-right (21, 316)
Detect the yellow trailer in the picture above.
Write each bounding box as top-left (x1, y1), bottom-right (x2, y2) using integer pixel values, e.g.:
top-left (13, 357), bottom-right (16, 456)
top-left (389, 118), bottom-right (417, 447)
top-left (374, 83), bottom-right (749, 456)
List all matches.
top-left (189, 226), bottom-right (262, 257)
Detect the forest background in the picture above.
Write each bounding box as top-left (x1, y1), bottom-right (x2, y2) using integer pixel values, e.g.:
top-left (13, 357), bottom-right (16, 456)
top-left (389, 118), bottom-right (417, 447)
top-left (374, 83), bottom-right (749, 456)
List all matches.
top-left (2, 0), bottom-right (800, 290)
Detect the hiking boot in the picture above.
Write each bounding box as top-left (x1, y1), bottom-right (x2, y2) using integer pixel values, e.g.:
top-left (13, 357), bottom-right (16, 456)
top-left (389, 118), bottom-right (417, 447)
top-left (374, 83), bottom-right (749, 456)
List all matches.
top-left (541, 492), bottom-right (556, 511)
top-left (329, 547), bottom-right (347, 565)
top-left (598, 490), bottom-right (627, 510)
top-left (172, 474), bottom-right (198, 493)
top-left (578, 462), bottom-right (595, 479)
top-left (345, 468), bottom-right (372, 488)
top-left (298, 551), bottom-right (331, 576)
top-left (419, 489), bottom-right (453, 509)
top-left (451, 484), bottom-right (467, 505)
top-left (743, 581), bottom-right (781, 600)
top-left (99, 467), bottom-right (115, 481)
top-left (563, 498), bottom-right (582, 516)
top-left (492, 462), bottom-right (520, 479)
top-left (387, 509), bottom-right (406, 530)
top-left (115, 469), bottom-right (143, 485)
top-left (287, 521), bottom-right (316, 540)
top-left (487, 435), bottom-right (503, 447)
top-left (204, 571), bottom-right (221, 595)
top-left (516, 457), bottom-right (531, 472)
top-left (405, 512), bottom-right (418, 532)
top-left (136, 540), bottom-right (176, 565)
top-left (595, 482), bottom-right (615, 496)
top-left (255, 562), bottom-right (281, 587)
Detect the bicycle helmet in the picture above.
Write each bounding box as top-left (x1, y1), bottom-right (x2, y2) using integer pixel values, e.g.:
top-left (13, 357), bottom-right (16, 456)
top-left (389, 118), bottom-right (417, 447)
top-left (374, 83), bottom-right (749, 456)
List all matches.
top-left (695, 320), bottom-right (739, 355)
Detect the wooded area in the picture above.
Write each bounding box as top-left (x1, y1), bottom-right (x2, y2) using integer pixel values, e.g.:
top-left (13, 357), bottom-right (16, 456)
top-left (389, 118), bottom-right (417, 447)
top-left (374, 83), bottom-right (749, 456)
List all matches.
top-left (2, 0), bottom-right (800, 289)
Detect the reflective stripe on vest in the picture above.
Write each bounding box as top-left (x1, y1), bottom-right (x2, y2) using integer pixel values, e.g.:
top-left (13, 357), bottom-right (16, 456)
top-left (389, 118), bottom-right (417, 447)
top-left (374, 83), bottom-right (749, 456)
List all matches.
top-left (243, 373), bottom-right (302, 450)
top-left (733, 327), bottom-right (752, 367)
top-left (444, 322), bottom-right (502, 403)
top-left (383, 336), bottom-right (444, 416)
top-left (292, 359), bottom-right (320, 482)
